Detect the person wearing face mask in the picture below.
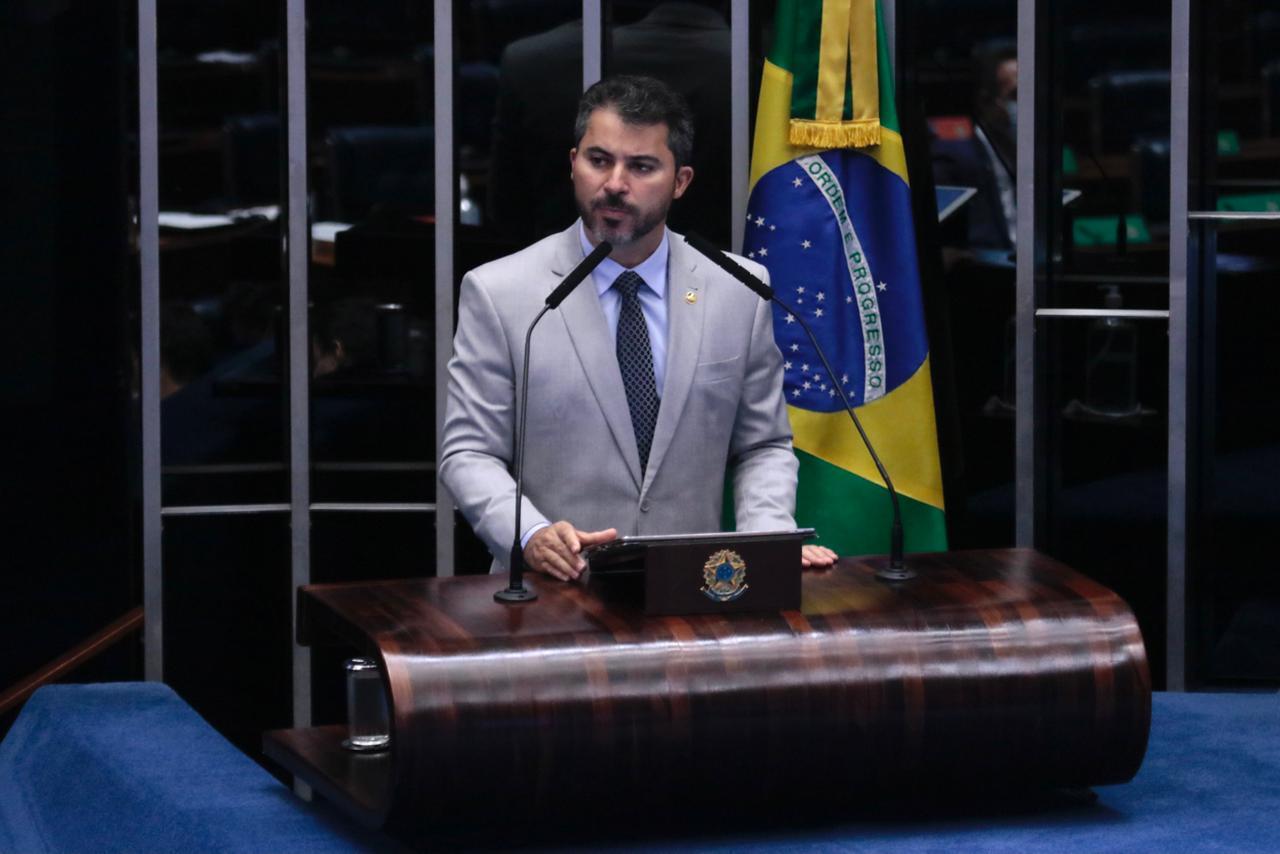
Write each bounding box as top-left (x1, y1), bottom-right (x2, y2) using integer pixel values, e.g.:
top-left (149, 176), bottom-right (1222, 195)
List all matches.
top-left (440, 75), bottom-right (837, 581)
top-left (933, 45), bottom-right (1019, 251)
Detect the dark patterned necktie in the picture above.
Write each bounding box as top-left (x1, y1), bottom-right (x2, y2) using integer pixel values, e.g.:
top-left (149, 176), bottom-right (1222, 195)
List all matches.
top-left (614, 271), bottom-right (660, 474)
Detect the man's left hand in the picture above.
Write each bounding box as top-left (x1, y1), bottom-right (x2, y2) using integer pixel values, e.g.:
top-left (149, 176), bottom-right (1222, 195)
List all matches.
top-left (801, 544), bottom-right (838, 568)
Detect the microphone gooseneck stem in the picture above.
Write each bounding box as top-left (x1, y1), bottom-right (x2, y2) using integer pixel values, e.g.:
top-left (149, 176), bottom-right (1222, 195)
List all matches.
top-left (496, 239), bottom-right (612, 604)
top-left (773, 296), bottom-right (909, 580)
top-left (497, 303), bottom-right (551, 603)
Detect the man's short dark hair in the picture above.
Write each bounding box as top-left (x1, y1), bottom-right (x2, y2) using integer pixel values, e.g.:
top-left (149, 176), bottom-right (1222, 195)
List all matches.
top-left (574, 75), bottom-right (694, 170)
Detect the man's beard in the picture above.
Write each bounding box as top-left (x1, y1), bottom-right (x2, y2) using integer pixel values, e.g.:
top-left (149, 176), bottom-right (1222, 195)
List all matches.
top-left (578, 192), bottom-right (667, 247)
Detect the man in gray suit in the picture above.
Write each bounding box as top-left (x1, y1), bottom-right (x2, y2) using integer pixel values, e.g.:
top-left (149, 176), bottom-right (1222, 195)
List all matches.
top-left (441, 76), bottom-right (836, 580)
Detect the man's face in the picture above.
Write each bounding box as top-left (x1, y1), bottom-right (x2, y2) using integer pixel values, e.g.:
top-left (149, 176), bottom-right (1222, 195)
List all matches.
top-left (570, 107), bottom-right (693, 255)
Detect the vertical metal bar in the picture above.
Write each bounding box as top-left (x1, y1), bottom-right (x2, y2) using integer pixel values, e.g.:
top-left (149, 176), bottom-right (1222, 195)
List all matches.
top-left (1167, 0), bottom-right (1192, 692)
top-left (138, 0), bottom-right (162, 682)
top-left (730, 0), bottom-right (749, 252)
top-left (1013, 0), bottom-right (1037, 547)
top-left (285, 0), bottom-right (312, 726)
top-left (583, 0), bottom-right (603, 88)
top-left (435, 0), bottom-right (456, 577)
top-left (882, 0), bottom-right (896, 72)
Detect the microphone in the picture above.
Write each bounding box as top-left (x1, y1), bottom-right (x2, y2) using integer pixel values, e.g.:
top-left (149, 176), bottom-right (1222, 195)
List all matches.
top-left (547, 240), bottom-right (613, 308)
top-left (684, 233), bottom-right (912, 582)
top-left (496, 240), bottom-right (613, 603)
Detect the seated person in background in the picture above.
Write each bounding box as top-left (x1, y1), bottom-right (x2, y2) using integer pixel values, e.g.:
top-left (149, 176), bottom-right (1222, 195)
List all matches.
top-left (932, 45), bottom-right (1018, 252)
top-left (160, 301), bottom-right (216, 399)
top-left (442, 75), bottom-right (836, 580)
top-left (312, 297), bottom-right (379, 379)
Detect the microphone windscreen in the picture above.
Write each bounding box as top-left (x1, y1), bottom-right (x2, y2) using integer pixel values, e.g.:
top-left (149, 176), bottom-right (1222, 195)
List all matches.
top-left (545, 240), bottom-right (613, 309)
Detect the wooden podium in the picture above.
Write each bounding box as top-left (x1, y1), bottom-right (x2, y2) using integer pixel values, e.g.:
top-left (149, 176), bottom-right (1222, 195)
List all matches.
top-left (264, 549), bottom-right (1150, 836)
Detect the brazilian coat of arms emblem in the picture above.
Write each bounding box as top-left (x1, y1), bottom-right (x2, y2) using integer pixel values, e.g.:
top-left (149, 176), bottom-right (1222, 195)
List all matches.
top-left (701, 549), bottom-right (748, 603)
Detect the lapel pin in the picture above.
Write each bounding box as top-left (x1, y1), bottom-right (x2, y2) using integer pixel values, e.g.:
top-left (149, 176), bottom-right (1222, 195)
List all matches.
top-left (685, 290), bottom-right (697, 305)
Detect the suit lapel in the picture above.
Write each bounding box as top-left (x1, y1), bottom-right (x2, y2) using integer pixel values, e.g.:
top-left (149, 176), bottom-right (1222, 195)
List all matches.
top-left (552, 225), bottom-right (644, 490)
top-left (644, 232), bottom-right (706, 492)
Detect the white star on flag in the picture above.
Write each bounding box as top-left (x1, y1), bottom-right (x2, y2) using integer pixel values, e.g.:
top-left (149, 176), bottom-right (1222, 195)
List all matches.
top-left (801, 240), bottom-right (811, 249)
top-left (790, 343), bottom-right (799, 352)
top-left (814, 308), bottom-right (824, 318)
top-left (748, 252), bottom-right (755, 258)
top-left (784, 314), bottom-right (795, 324)
top-left (758, 248), bottom-right (768, 256)
top-left (792, 177), bottom-right (803, 188)
top-left (769, 224), bottom-right (777, 231)
top-left (801, 363), bottom-right (809, 372)
top-left (828, 388), bottom-right (837, 397)
top-left (746, 211), bottom-right (754, 220)
top-left (878, 281), bottom-right (888, 291)
top-left (755, 216), bottom-right (765, 226)
top-left (792, 388), bottom-right (802, 397)
top-left (797, 286), bottom-right (806, 294)
top-left (802, 381), bottom-right (811, 390)
top-left (784, 361), bottom-right (792, 370)
top-left (816, 292), bottom-right (825, 302)
top-left (846, 295), bottom-right (853, 303)
top-left (841, 373), bottom-right (849, 384)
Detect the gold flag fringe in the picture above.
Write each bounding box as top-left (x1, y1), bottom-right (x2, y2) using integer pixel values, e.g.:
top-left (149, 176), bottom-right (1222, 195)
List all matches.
top-left (788, 118), bottom-right (882, 149)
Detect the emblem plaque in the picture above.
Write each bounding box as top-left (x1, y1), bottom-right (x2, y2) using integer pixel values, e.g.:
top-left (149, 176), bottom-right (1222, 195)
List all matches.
top-left (701, 549), bottom-right (748, 603)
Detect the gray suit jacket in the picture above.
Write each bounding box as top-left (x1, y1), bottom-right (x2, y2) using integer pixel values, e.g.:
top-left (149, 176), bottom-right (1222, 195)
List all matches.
top-left (439, 223), bottom-right (798, 571)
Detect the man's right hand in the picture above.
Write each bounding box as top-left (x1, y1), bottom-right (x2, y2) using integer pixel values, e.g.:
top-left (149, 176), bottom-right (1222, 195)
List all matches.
top-left (523, 522), bottom-right (617, 581)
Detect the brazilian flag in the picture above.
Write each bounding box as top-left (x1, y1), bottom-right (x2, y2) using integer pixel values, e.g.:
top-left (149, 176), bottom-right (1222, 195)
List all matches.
top-left (747, 0), bottom-right (947, 556)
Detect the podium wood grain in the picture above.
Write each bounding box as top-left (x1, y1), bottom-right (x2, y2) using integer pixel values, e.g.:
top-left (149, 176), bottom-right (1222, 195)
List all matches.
top-left (277, 549), bottom-right (1150, 829)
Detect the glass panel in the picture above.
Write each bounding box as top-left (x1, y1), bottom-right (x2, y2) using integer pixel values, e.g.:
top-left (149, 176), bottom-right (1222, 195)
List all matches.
top-left (162, 514), bottom-right (292, 755)
top-left (157, 0), bottom-right (286, 505)
top-left (1, 0), bottom-right (142, 698)
top-left (1200, 245), bottom-right (1280, 683)
top-left (477, 0), bottom-right (582, 246)
top-left (604, 0), bottom-right (734, 247)
top-left (1039, 315), bottom-right (1170, 684)
top-left (307, 1), bottom-right (436, 507)
top-left (1049, 0), bottom-right (1172, 295)
top-left (1192, 0), bottom-right (1280, 685)
top-left (1035, 1), bottom-right (1173, 686)
top-left (449, 0), bottom-right (582, 569)
top-left (899, 0), bottom-right (1017, 547)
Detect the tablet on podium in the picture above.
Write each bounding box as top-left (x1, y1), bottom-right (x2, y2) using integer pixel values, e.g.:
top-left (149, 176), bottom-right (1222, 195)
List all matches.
top-left (583, 528), bottom-right (815, 616)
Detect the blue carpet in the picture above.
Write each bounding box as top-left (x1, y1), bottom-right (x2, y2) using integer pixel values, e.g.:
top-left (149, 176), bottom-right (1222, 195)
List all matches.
top-left (0, 683), bottom-right (387, 853)
top-left (4, 687), bottom-right (1279, 852)
top-left (583, 691), bottom-right (1280, 853)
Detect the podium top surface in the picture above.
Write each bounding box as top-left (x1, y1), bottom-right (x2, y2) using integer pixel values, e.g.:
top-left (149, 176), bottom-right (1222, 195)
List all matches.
top-left (297, 548), bottom-right (1132, 651)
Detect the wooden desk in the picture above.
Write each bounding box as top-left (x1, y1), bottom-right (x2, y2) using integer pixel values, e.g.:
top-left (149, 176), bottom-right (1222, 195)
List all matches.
top-left (265, 548), bottom-right (1150, 834)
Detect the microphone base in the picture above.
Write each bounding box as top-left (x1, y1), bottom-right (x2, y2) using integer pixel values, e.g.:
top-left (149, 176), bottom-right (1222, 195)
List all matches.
top-left (494, 585), bottom-right (538, 604)
top-left (875, 563), bottom-right (916, 583)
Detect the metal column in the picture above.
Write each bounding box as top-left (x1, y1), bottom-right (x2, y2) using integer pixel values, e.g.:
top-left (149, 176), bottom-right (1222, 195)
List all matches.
top-left (1014, 0), bottom-right (1039, 547)
top-left (435, 0), bottom-right (457, 577)
top-left (284, 0), bottom-right (312, 728)
top-left (584, 1), bottom-right (603, 87)
top-left (138, 0), bottom-right (163, 682)
top-left (731, 0), bottom-right (749, 252)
